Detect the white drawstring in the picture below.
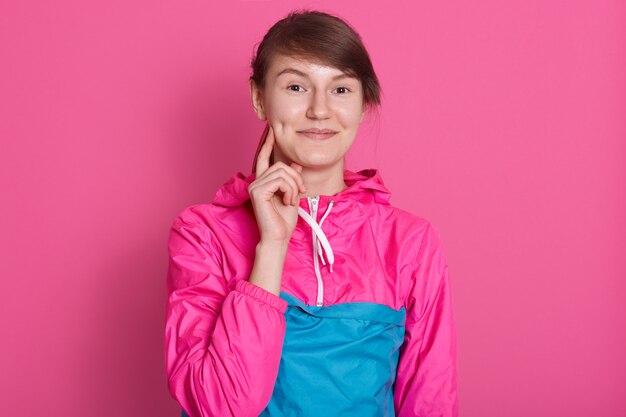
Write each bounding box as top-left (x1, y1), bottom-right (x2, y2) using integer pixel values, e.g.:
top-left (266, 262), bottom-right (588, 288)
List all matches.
top-left (297, 201), bottom-right (335, 273)
top-left (316, 202), bottom-right (334, 269)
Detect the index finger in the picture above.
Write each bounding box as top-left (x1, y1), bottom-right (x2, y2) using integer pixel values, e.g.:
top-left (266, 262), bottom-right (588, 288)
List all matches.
top-left (255, 124), bottom-right (274, 178)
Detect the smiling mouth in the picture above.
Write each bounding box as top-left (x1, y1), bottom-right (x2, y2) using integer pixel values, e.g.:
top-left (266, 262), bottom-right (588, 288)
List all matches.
top-left (297, 129), bottom-right (338, 140)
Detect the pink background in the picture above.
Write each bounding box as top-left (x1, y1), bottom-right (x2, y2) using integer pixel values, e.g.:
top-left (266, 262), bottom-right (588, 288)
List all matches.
top-left (1, 0), bottom-right (625, 416)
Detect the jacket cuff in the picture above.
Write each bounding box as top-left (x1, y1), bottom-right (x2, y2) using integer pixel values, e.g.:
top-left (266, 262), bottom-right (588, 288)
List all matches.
top-left (235, 280), bottom-right (288, 314)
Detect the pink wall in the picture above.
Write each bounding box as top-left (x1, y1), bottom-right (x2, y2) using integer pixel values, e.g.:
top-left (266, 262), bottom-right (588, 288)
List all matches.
top-left (1, 0), bottom-right (625, 416)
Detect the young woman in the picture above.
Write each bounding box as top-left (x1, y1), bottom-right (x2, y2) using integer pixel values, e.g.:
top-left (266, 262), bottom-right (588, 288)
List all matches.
top-left (165, 10), bottom-right (458, 417)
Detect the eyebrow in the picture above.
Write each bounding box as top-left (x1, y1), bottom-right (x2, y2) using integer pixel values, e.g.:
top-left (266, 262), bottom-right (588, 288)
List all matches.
top-left (276, 67), bottom-right (354, 81)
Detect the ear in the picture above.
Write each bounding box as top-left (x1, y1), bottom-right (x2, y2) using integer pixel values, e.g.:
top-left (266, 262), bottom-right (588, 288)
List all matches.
top-left (359, 103), bottom-right (366, 123)
top-left (249, 79), bottom-right (267, 121)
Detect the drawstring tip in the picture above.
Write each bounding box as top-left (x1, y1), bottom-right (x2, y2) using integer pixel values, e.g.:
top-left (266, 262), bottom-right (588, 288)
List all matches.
top-left (318, 250), bottom-right (326, 266)
top-left (329, 264), bottom-right (333, 273)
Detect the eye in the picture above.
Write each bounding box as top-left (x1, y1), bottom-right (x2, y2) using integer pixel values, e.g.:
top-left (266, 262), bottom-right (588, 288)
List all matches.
top-left (334, 86), bottom-right (350, 94)
top-left (288, 84), bottom-right (305, 92)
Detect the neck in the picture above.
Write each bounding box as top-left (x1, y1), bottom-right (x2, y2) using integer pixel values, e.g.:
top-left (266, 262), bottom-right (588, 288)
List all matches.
top-left (300, 167), bottom-right (347, 198)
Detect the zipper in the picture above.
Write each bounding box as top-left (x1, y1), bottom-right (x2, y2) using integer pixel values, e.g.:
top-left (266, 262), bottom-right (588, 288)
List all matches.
top-left (308, 196), bottom-right (324, 307)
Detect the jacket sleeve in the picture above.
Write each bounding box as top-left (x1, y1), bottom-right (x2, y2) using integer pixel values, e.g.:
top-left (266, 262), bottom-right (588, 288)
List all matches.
top-left (164, 209), bottom-right (288, 417)
top-left (394, 223), bottom-right (458, 417)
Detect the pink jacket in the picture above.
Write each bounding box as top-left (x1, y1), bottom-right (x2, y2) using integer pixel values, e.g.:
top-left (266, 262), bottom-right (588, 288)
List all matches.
top-left (164, 168), bottom-right (458, 417)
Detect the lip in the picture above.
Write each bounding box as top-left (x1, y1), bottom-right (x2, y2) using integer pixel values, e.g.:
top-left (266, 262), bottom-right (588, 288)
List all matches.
top-left (297, 128), bottom-right (338, 140)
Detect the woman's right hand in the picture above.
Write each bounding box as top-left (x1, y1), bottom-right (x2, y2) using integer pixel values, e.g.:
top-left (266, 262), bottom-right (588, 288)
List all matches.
top-left (248, 126), bottom-right (307, 244)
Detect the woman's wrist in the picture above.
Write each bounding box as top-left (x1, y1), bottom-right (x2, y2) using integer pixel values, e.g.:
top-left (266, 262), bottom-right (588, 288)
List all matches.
top-left (256, 239), bottom-right (290, 253)
top-left (248, 240), bottom-right (290, 296)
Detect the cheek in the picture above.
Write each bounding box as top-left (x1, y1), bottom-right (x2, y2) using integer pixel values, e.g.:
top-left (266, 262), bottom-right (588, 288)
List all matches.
top-left (337, 103), bottom-right (365, 128)
top-left (266, 94), bottom-right (305, 125)
top-left (265, 98), bottom-right (301, 145)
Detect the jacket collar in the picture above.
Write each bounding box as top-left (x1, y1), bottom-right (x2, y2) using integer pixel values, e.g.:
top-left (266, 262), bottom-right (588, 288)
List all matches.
top-left (212, 168), bottom-right (391, 208)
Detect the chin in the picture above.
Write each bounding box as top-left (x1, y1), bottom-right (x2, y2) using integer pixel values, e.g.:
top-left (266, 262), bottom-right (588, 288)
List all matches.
top-left (299, 156), bottom-right (343, 168)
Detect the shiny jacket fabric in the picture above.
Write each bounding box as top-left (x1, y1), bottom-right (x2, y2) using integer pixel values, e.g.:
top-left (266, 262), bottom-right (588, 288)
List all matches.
top-left (164, 168), bottom-right (458, 417)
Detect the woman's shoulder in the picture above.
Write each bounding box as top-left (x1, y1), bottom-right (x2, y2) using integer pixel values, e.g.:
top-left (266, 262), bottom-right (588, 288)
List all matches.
top-left (171, 199), bottom-right (252, 229)
top-left (373, 202), bottom-right (446, 261)
top-left (171, 168), bottom-right (254, 225)
top-left (171, 202), bottom-right (218, 227)
top-left (377, 202), bottom-right (434, 235)
top-left (352, 167), bottom-right (439, 236)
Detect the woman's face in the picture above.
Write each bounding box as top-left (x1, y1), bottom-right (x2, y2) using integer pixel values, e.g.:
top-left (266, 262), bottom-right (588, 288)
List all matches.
top-left (250, 53), bottom-right (365, 170)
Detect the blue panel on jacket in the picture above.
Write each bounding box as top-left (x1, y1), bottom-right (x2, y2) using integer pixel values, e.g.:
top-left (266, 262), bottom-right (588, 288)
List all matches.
top-left (260, 292), bottom-right (406, 416)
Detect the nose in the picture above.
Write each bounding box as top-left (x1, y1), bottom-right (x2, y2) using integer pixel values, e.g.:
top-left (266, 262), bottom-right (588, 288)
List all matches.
top-left (306, 89), bottom-right (331, 120)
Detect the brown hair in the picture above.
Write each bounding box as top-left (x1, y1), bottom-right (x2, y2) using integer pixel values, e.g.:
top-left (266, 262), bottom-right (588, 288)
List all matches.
top-left (250, 10), bottom-right (381, 173)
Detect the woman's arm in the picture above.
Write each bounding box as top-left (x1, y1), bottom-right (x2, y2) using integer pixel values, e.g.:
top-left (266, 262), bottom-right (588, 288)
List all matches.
top-left (394, 223), bottom-right (459, 417)
top-left (164, 208), bottom-right (287, 417)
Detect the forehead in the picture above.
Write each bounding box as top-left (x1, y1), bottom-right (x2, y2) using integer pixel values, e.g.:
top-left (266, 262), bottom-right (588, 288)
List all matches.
top-left (267, 53), bottom-right (353, 79)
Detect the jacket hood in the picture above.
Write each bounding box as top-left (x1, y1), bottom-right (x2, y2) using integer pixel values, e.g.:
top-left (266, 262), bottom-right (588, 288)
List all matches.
top-left (212, 168), bottom-right (391, 208)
